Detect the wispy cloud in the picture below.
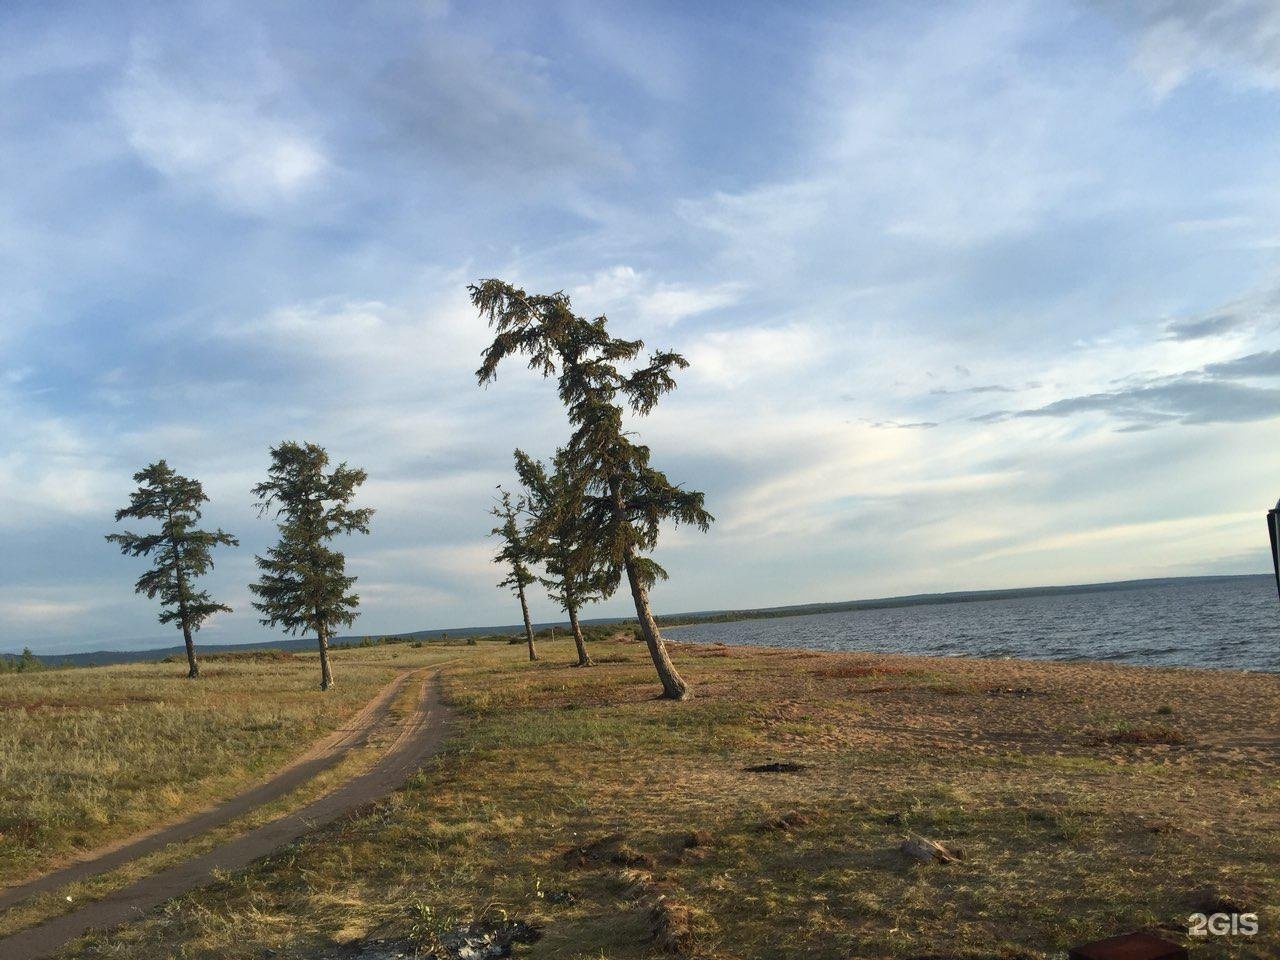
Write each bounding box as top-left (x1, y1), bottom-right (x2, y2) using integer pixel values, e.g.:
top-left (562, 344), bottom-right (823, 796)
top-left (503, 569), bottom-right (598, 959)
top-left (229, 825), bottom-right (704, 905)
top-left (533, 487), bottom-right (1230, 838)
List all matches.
top-left (0, 597), bottom-right (90, 625)
top-left (112, 48), bottom-right (328, 213)
top-left (1118, 0), bottom-right (1280, 96)
top-left (359, 29), bottom-right (627, 183)
top-left (570, 266), bottom-right (741, 328)
top-left (1164, 312), bottom-right (1250, 341)
top-left (975, 346), bottom-right (1280, 429)
top-left (1162, 285), bottom-right (1280, 341)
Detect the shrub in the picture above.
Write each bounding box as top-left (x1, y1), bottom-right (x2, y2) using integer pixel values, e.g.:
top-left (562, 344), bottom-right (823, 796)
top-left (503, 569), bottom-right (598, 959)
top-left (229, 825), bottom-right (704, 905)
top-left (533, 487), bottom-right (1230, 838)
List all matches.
top-left (0, 648), bottom-right (43, 674)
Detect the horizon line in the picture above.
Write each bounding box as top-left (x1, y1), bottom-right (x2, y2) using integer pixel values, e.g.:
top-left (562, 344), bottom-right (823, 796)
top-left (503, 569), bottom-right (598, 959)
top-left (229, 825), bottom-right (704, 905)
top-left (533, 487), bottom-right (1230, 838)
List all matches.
top-left (6, 570), bottom-right (1269, 659)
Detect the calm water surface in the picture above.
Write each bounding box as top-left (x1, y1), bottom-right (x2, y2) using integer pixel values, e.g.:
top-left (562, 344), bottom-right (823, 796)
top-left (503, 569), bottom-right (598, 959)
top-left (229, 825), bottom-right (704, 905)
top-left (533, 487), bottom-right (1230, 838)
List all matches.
top-left (665, 576), bottom-right (1280, 672)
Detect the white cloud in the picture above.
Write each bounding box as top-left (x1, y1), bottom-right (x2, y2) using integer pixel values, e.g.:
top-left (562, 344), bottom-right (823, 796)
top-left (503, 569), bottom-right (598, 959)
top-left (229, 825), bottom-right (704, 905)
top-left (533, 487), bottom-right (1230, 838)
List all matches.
top-left (666, 0), bottom-right (1143, 353)
top-left (685, 325), bottom-right (821, 389)
top-left (206, 283), bottom-right (489, 394)
top-left (0, 406), bottom-right (116, 529)
top-left (676, 181), bottom-right (832, 275)
top-left (1121, 0), bottom-right (1280, 96)
top-left (972, 509), bottom-right (1257, 564)
top-left (570, 265), bottom-right (644, 303)
top-left (809, 3), bottom-right (1117, 244)
top-left (641, 285), bottom-right (741, 326)
top-left (112, 53), bottom-right (327, 212)
top-left (0, 597), bottom-right (90, 626)
top-left (570, 265), bottom-right (741, 328)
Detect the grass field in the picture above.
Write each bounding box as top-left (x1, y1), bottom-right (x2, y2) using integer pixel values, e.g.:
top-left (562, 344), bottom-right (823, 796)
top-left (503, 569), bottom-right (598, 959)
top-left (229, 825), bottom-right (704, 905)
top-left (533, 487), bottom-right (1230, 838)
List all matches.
top-left (0, 643), bottom-right (460, 887)
top-left (37, 632), bottom-right (1276, 959)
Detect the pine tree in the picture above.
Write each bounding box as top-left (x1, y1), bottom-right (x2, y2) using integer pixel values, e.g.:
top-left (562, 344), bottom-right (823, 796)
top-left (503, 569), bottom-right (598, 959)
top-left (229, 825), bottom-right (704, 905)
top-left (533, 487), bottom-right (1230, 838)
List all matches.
top-left (106, 460), bottom-right (238, 678)
top-left (492, 487), bottom-right (539, 662)
top-left (249, 442), bottom-right (373, 691)
top-left (513, 448), bottom-right (618, 666)
top-left (472, 280), bottom-right (713, 700)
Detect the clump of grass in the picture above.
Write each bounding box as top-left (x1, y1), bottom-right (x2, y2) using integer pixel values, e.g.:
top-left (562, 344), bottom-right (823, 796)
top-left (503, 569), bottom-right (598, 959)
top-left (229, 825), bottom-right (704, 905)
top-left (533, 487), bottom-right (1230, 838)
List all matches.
top-left (1025, 807), bottom-right (1088, 842)
top-left (649, 895), bottom-right (695, 955)
top-left (683, 828), bottom-right (712, 849)
top-left (562, 834), bottom-right (656, 870)
top-left (756, 810), bottom-right (810, 832)
top-left (404, 901), bottom-right (458, 951)
top-left (1088, 724), bottom-right (1187, 746)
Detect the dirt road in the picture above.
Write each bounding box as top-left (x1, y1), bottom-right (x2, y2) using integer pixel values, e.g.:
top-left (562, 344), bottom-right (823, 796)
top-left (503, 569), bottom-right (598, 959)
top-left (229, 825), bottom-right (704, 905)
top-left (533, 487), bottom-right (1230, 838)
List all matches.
top-left (0, 668), bottom-right (452, 960)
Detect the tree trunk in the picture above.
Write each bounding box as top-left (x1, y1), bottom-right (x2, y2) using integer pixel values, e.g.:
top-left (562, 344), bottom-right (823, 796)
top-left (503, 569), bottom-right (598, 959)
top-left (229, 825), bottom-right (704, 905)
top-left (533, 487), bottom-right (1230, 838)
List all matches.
top-left (623, 544), bottom-right (690, 700)
top-left (317, 622), bottom-right (333, 690)
top-left (517, 585), bottom-right (538, 661)
top-left (181, 621), bottom-right (199, 678)
top-left (568, 603), bottom-right (592, 666)
top-left (168, 508), bottom-right (198, 678)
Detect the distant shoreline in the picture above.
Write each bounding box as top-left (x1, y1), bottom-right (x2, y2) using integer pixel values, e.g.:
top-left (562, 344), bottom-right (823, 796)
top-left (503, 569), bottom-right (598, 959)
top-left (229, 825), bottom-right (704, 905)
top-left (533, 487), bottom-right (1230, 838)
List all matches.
top-left (8, 572), bottom-right (1270, 666)
top-left (654, 573), bottom-right (1271, 628)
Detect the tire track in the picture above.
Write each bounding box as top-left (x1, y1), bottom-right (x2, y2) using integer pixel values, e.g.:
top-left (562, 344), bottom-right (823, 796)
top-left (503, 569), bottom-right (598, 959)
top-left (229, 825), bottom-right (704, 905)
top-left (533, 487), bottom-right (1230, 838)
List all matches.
top-left (0, 668), bottom-right (453, 960)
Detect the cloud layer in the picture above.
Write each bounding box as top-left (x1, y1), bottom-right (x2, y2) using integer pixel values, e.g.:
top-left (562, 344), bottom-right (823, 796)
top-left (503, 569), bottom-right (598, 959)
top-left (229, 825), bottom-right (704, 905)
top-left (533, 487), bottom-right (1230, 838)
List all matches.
top-left (4, 1), bottom-right (1280, 653)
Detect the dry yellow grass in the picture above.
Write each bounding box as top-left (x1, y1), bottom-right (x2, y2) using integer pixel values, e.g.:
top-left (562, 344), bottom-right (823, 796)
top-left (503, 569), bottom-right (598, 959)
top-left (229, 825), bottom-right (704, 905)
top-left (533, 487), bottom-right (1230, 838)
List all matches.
top-left (0, 661), bottom-right (438, 940)
top-left (19, 634), bottom-right (1280, 958)
top-left (0, 644), bottom-right (459, 887)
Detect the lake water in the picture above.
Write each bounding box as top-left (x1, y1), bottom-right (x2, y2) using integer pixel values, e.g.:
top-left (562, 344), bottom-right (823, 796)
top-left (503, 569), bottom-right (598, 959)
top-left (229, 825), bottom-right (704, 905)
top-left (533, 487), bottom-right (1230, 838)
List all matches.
top-left (665, 576), bottom-right (1280, 672)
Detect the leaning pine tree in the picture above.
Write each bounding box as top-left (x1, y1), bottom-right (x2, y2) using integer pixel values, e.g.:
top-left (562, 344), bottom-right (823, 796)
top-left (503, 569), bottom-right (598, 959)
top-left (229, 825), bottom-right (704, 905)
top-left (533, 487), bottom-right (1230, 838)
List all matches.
top-left (492, 487), bottom-right (540, 662)
top-left (514, 447), bottom-right (619, 667)
top-left (249, 442), bottom-right (373, 691)
top-left (473, 280), bottom-right (713, 700)
top-left (106, 460), bottom-right (238, 678)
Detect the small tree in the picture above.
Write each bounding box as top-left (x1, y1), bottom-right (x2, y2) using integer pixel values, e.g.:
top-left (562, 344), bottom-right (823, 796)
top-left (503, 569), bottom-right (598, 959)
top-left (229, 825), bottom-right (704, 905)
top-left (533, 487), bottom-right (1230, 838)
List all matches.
top-left (106, 460), bottom-right (238, 678)
top-left (492, 487), bottom-right (539, 662)
top-left (0, 648), bottom-right (43, 674)
top-left (473, 280), bottom-right (713, 699)
top-left (249, 442), bottom-right (373, 691)
top-left (514, 448), bottom-right (618, 666)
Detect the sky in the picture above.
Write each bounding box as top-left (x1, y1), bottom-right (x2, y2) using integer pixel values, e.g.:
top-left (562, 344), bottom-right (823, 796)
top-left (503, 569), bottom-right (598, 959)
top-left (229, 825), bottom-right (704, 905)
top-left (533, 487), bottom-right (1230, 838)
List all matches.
top-left (6, 0), bottom-right (1280, 654)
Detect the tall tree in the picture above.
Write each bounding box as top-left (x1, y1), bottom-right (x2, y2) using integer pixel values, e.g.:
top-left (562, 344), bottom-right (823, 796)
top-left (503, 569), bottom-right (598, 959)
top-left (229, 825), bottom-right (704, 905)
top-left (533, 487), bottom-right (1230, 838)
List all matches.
top-left (106, 461), bottom-right (238, 678)
top-left (472, 280), bottom-right (713, 700)
top-left (513, 448), bottom-right (618, 667)
top-left (492, 487), bottom-right (540, 662)
top-left (249, 442), bottom-right (373, 691)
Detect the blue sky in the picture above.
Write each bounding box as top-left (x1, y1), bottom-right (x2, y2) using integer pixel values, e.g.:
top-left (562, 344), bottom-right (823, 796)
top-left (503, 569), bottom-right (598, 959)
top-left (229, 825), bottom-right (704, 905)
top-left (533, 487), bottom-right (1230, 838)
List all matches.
top-left (6, 0), bottom-right (1280, 654)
